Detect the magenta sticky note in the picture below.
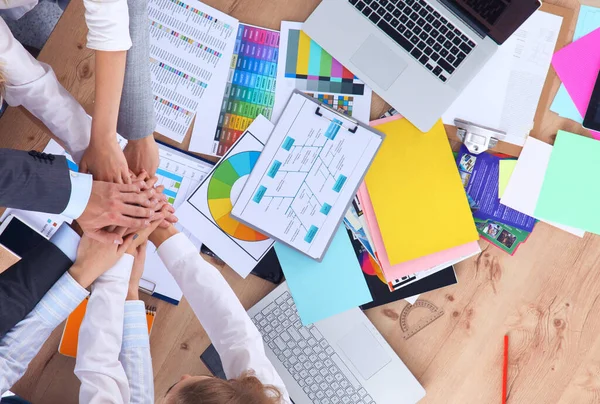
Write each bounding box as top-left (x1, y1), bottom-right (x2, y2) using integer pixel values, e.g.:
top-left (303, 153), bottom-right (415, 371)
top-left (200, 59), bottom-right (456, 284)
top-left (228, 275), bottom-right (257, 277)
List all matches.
top-left (552, 27), bottom-right (600, 140)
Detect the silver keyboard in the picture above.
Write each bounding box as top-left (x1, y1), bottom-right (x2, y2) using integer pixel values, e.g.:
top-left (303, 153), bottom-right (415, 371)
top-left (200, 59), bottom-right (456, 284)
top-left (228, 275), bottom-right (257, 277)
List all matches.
top-left (252, 290), bottom-right (375, 404)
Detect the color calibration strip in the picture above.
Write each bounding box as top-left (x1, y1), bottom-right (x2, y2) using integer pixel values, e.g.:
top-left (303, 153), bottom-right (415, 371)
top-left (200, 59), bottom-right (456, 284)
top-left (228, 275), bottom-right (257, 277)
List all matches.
top-left (166, 0), bottom-right (233, 31)
top-left (285, 30), bottom-right (365, 96)
top-left (213, 25), bottom-right (280, 156)
top-left (150, 21), bottom-right (223, 58)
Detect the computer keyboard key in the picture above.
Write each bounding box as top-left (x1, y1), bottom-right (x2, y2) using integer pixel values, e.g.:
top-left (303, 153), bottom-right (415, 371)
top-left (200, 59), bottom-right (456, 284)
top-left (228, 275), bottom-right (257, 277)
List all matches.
top-left (361, 7), bottom-right (371, 16)
top-left (440, 15), bottom-right (447, 23)
top-left (364, 0), bottom-right (373, 3)
top-left (468, 39), bottom-right (476, 47)
top-left (430, 29), bottom-right (439, 39)
top-left (356, 1), bottom-right (366, 10)
top-left (447, 54), bottom-right (456, 64)
top-left (425, 63), bottom-right (433, 70)
top-left (424, 47), bottom-right (433, 56)
top-left (383, 12), bottom-right (393, 21)
top-left (444, 40), bottom-right (452, 49)
top-left (369, 12), bottom-right (380, 23)
top-left (391, 18), bottom-right (400, 27)
top-left (417, 17), bottom-right (426, 26)
top-left (451, 45), bottom-right (460, 54)
top-left (377, 20), bottom-right (414, 53)
top-left (446, 22), bottom-right (455, 31)
top-left (386, 3), bottom-right (394, 11)
top-left (419, 55), bottom-right (429, 64)
top-left (438, 58), bottom-right (455, 74)
top-left (412, 2), bottom-right (421, 11)
top-left (400, 13), bottom-right (408, 23)
top-left (453, 28), bottom-right (461, 35)
top-left (419, 31), bottom-right (427, 40)
top-left (418, 7), bottom-right (427, 17)
top-left (398, 23), bottom-right (406, 33)
top-left (446, 31), bottom-right (455, 40)
top-left (431, 52), bottom-right (440, 62)
top-left (349, 0), bottom-right (358, 4)
top-left (433, 42), bottom-right (442, 51)
top-left (410, 11), bottom-right (419, 20)
top-left (426, 37), bottom-right (435, 46)
top-left (433, 66), bottom-right (443, 75)
top-left (433, 19), bottom-right (441, 28)
top-left (459, 42), bottom-right (473, 54)
top-left (380, 0), bottom-right (388, 5)
top-left (393, 8), bottom-right (402, 17)
top-left (424, 23), bottom-right (432, 32)
top-left (439, 25), bottom-right (448, 34)
top-left (440, 48), bottom-right (449, 57)
top-left (452, 36), bottom-right (461, 45)
top-left (410, 35), bottom-right (419, 45)
top-left (377, 6), bottom-right (386, 16)
top-left (406, 0), bottom-right (414, 4)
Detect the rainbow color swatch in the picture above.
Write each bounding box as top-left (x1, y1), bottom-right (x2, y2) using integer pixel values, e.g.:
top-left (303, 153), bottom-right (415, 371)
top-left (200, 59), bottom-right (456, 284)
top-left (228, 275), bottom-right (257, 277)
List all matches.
top-left (208, 151), bottom-right (268, 242)
top-left (284, 30), bottom-right (365, 96)
top-left (214, 25), bottom-right (280, 156)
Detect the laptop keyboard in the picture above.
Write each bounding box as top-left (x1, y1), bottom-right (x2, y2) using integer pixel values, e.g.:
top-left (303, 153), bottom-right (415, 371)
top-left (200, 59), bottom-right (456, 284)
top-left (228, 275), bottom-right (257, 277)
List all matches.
top-left (349, 0), bottom-right (477, 82)
top-left (252, 290), bottom-right (375, 404)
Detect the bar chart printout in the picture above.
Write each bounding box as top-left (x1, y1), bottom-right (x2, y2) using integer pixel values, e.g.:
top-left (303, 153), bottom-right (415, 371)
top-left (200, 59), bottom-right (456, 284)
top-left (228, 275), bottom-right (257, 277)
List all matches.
top-left (148, 0), bottom-right (239, 144)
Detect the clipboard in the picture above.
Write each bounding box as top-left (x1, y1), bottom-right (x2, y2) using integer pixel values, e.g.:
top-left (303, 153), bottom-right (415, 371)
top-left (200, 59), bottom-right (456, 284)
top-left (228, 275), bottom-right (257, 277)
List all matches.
top-left (231, 90), bottom-right (385, 261)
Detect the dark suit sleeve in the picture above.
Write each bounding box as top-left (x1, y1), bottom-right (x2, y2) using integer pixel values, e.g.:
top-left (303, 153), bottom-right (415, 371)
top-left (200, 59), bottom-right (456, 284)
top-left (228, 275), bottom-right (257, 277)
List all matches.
top-left (0, 149), bottom-right (72, 214)
top-left (0, 240), bottom-right (73, 337)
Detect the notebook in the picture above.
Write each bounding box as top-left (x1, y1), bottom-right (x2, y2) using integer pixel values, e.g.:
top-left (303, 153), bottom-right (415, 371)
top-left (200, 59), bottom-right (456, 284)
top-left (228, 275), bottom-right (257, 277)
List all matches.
top-left (58, 298), bottom-right (156, 358)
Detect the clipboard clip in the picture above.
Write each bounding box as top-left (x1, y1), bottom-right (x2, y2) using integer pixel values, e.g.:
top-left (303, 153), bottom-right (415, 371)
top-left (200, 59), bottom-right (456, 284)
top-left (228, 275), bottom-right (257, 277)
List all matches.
top-left (139, 278), bottom-right (156, 295)
top-left (315, 106), bottom-right (359, 134)
top-left (455, 118), bottom-right (506, 155)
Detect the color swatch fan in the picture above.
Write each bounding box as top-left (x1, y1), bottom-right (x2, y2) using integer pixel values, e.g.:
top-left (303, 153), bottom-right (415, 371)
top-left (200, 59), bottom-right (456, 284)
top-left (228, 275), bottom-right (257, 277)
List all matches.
top-left (178, 116), bottom-right (276, 277)
top-left (208, 151), bottom-right (269, 242)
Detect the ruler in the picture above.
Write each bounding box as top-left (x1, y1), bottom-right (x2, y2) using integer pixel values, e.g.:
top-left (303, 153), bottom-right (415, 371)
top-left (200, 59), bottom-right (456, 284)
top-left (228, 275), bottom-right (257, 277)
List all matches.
top-left (400, 300), bottom-right (444, 340)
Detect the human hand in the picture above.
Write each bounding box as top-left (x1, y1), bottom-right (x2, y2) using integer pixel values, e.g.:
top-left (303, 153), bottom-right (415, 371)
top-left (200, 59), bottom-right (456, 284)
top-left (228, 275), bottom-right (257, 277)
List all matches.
top-left (148, 222), bottom-right (180, 249)
top-left (123, 136), bottom-right (159, 177)
top-left (68, 232), bottom-right (136, 288)
top-left (77, 180), bottom-right (161, 244)
top-left (127, 243), bottom-right (147, 301)
top-left (80, 139), bottom-right (130, 183)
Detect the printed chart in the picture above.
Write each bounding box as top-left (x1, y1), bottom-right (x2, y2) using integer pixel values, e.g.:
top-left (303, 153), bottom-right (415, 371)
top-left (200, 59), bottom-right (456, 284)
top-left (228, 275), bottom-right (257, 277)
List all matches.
top-left (207, 151), bottom-right (269, 242)
top-left (273, 22), bottom-right (372, 122)
top-left (284, 29), bottom-right (365, 96)
top-left (212, 24), bottom-right (280, 156)
top-left (179, 116), bottom-right (276, 277)
top-left (148, 0), bottom-right (238, 143)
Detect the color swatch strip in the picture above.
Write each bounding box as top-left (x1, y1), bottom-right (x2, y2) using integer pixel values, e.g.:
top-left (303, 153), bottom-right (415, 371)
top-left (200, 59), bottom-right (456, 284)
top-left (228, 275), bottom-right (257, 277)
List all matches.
top-left (213, 25), bottom-right (280, 156)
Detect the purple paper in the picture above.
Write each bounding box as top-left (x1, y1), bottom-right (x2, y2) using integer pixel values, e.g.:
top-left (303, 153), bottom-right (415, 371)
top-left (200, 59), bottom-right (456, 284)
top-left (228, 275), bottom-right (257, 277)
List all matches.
top-left (456, 146), bottom-right (536, 232)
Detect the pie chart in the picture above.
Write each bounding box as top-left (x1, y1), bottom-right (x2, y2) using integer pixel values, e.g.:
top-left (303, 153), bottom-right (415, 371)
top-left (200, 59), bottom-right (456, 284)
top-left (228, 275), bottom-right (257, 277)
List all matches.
top-left (207, 151), bottom-right (269, 242)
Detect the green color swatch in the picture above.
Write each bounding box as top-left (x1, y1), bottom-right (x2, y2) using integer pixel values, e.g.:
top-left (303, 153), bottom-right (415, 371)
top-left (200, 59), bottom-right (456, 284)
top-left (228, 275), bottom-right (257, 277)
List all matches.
top-left (535, 131), bottom-right (600, 234)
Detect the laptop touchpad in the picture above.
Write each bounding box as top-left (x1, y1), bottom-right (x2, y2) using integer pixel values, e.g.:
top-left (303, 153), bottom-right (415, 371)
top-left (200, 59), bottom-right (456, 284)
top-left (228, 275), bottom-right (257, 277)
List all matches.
top-left (337, 324), bottom-right (392, 380)
top-left (350, 35), bottom-right (407, 90)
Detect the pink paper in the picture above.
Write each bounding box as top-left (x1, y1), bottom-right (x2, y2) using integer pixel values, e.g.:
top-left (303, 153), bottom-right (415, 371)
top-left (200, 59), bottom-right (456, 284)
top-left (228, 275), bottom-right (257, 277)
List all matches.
top-left (369, 114), bottom-right (403, 127)
top-left (552, 28), bottom-right (600, 140)
top-left (357, 183), bottom-right (480, 281)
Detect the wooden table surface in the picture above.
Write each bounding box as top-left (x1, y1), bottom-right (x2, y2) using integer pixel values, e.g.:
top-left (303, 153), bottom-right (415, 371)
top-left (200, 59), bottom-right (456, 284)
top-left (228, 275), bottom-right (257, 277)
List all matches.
top-left (3, 0), bottom-right (600, 403)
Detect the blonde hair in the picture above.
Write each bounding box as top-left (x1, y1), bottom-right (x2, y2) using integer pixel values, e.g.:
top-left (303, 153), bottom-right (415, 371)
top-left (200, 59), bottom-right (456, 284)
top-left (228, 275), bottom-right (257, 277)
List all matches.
top-left (174, 372), bottom-right (282, 404)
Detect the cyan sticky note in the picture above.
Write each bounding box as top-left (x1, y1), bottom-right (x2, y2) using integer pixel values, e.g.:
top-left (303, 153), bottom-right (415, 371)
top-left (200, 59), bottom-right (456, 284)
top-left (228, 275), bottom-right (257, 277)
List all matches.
top-left (275, 226), bottom-right (373, 325)
top-left (550, 5), bottom-right (600, 122)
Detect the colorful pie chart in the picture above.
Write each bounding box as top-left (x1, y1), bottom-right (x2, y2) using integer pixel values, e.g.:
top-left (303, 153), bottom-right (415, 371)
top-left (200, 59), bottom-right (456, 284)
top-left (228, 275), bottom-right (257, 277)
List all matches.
top-left (207, 151), bottom-right (268, 242)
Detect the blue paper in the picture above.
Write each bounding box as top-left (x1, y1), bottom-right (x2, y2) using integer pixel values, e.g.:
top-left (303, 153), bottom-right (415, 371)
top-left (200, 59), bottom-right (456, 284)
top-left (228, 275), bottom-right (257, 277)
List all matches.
top-left (275, 226), bottom-right (373, 325)
top-left (551, 5), bottom-right (600, 121)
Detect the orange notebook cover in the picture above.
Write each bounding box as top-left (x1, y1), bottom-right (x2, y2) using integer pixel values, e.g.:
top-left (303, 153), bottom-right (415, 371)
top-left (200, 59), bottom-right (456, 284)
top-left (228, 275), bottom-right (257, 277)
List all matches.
top-left (59, 298), bottom-right (156, 358)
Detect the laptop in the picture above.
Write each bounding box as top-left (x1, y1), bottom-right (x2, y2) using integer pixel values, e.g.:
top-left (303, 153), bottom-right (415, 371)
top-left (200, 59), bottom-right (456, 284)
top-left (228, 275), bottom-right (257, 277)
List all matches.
top-left (248, 282), bottom-right (426, 403)
top-left (304, 0), bottom-right (541, 132)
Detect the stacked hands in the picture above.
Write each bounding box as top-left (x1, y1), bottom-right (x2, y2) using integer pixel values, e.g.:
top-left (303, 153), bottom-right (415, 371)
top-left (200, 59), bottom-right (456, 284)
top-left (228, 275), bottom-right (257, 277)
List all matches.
top-left (71, 136), bottom-right (177, 288)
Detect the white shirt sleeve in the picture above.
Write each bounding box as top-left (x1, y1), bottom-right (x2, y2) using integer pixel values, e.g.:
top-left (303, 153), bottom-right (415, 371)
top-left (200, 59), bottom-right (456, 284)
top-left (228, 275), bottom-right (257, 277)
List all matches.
top-left (83, 0), bottom-right (132, 51)
top-left (74, 255), bottom-right (134, 404)
top-left (1, 19), bottom-right (92, 163)
top-left (60, 171), bottom-right (93, 220)
top-left (157, 233), bottom-right (291, 403)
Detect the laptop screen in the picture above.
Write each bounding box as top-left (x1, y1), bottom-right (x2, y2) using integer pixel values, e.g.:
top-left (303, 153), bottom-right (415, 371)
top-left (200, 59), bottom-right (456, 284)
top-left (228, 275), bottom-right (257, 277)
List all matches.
top-left (442, 0), bottom-right (541, 44)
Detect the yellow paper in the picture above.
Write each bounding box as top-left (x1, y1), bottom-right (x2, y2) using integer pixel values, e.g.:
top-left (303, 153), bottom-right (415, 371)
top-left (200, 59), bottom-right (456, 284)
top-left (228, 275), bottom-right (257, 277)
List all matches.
top-left (498, 159), bottom-right (517, 198)
top-left (365, 119), bottom-right (478, 265)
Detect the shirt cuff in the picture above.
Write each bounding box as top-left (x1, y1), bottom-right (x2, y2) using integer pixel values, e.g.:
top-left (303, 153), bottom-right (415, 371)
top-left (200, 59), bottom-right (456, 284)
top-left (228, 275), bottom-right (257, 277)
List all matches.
top-left (157, 233), bottom-right (198, 270)
top-left (122, 301), bottom-right (150, 349)
top-left (101, 254), bottom-right (135, 280)
top-left (49, 223), bottom-right (81, 263)
top-left (84, 0), bottom-right (132, 51)
top-left (33, 272), bottom-right (90, 328)
top-left (61, 171), bottom-right (93, 220)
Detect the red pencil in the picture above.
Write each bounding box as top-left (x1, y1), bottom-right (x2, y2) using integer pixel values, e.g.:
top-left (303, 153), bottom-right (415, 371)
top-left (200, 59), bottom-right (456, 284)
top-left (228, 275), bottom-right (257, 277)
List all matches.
top-left (502, 334), bottom-right (509, 404)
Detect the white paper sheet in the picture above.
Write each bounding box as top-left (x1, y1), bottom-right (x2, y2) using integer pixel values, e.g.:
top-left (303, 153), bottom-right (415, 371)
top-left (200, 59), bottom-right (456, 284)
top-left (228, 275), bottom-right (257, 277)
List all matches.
top-left (500, 137), bottom-right (585, 237)
top-left (148, 0), bottom-right (239, 145)
top-left (178, 116), bottom-right (276, 278)
top-left (273, 21), bottom-right (372, 124)
top-left (443, 11), bottom-right (563, 146)
top-left (231, 93), bottom-right (382, 260)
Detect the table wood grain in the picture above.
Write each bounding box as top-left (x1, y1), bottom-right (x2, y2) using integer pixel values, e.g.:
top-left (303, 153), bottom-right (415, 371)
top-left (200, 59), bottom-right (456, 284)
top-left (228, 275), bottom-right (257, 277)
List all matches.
top-left (3, 1), bottom-right (600, 403)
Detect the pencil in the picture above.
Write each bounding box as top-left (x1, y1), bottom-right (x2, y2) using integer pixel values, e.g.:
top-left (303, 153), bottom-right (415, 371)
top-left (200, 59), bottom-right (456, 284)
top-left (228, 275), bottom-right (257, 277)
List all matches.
top-left (502, 334), bottom-right (509, 404)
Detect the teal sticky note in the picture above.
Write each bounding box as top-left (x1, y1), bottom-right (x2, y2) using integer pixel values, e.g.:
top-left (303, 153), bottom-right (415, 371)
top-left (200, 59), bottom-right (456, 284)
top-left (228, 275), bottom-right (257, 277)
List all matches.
top-left (550, 5), bottom-right (600, 122)
top-left (275, 226), bottom-right (373, 325)
top-left (535, 131), bottom-right (600, 234)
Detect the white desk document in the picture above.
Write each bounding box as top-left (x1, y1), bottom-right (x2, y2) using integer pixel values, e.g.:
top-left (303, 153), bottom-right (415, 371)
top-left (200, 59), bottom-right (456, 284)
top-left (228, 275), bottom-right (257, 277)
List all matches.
top-left (232, 92), bottom-right (383, 260)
